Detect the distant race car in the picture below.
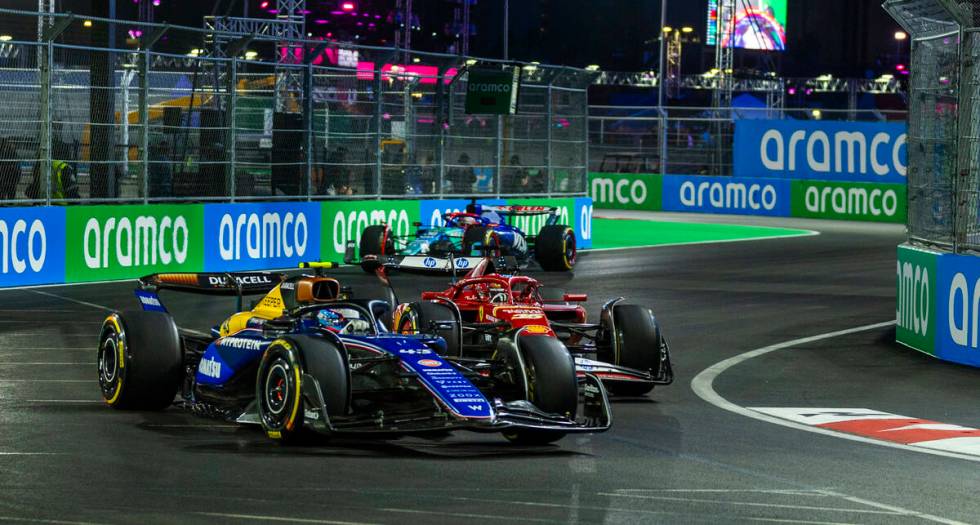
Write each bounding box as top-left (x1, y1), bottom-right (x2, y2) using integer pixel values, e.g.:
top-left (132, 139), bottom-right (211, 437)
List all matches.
top-left (349, 203), bottom-right (577, 273)
top-left (97, 264), bottom-right (610, 445)
top-left (389, 258), bottom-right (674, 397)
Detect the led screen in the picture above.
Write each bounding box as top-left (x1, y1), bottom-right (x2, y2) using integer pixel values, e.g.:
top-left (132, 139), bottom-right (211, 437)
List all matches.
top-left (707, 0), bottom-right (787, 51)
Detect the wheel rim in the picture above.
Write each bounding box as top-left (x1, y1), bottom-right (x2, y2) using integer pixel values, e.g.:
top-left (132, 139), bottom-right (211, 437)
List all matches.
top-left (564, 232), bottom-right (577, 267)
top-left (98, 337), bottom-right (119, 386)
top-left (264, 360), bottom-right (290, 416)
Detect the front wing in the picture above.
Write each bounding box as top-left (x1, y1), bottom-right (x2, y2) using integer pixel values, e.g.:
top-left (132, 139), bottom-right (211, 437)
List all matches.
top-left (238, 372), bottom-right (612, 437)
top-left (367, 254), bottom-right (521, 274)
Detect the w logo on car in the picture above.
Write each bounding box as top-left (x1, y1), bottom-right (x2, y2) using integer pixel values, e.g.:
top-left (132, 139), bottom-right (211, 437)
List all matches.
top-left (423, 257), bottom-right (437, 268)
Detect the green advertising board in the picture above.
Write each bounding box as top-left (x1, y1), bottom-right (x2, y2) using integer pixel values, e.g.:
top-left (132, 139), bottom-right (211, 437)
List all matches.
top-left (465, 68), bottom-right (520, 115)
top-left (588, 172), bottom-right (663, 211)
top-left (321, 200), bottom-right (422, 260)
top-left (65, 204), bottom-right (204, 282)
top-left (896, 244), bottom-right (937, 355)
top-left (791, 180), bottom-right (906, 223)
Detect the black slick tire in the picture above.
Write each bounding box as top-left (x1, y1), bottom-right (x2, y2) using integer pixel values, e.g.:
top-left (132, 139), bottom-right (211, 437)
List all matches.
top-left (607, 304), bottom-right (661, 396)
top-left (359, 225), bottom-right (392, 273)
top-left (535, 225), bottom-right (576, 272)
top-left (256, 336), bottom-right (349, 444)
top-left (98, 311), bottom-right (182, 410)
top-left (503, 335), bottom-right (577, 445)
top-left (462, 226), bottom-right (493, 256)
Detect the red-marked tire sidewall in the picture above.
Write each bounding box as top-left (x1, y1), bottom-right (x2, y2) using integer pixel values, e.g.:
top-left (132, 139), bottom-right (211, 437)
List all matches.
top-left (256, 340), bottom-right (305, 442)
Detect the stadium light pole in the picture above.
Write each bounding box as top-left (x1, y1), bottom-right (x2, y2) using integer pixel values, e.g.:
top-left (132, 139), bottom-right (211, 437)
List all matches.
top-left (658, 0), bottom-right (667, 109)
top-left (503, 0), bottom-right (509, 59)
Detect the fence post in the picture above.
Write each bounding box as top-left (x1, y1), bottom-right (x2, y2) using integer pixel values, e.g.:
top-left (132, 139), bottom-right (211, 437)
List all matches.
top-left (304, 62), bottom-right (314, 200)
top-left (227, 57), bottom-right (237, 201)
top-left (495, 115), bottom-right (503, 198)
top-left (39, 40), bottom-right (52, 205)
top-left (545, 83), bottom-right (553, 197)
top-left (583, 89), bottom-right (590, 193)
top-left (659, 108), bottom-right (668, 178)
top-left (139, 47), bottom-right (150, 203)
top-left (373, 65), bottom-right (383, 197)
top-left (440, 81), bottom-right (450, 198)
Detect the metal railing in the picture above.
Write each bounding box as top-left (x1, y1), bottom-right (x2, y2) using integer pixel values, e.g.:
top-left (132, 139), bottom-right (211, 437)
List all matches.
top-left (588, 106), bottom-right (909, 177)
top-left (0, 8), bottom-right (593, 205)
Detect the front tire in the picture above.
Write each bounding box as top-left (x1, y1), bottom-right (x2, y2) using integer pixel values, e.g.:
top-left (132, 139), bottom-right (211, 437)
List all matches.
top-left (503, 334), bottom-right (577, 445)
top-left (257, 340), bottom-right (305, 443)
top-left (359, 225), bottom-right (393, 273)
top-left (98, 311), bottom-right (182, 410)
top-left (606, 304), bottom-right (662, 396)
top-left (256, 337), bottom-right (350, 444)
top-left (462, 226), bottom-right (493, 256)
top-left (535, 225), bottom-right (576, 272)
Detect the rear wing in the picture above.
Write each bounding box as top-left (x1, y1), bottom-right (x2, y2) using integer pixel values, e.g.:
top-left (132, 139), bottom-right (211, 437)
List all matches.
top-left (136, 271), bottom-right (286, 313)
top-left (470, 204), bottom-right (559, 217)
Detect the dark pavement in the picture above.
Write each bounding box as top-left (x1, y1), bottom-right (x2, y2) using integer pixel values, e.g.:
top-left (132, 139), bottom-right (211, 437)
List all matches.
top-left (1, 215), bottom-right (974, 524)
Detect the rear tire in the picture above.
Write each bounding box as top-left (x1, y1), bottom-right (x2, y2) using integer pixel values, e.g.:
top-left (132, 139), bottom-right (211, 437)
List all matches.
top-left (606, 304), bottom-right (661, 396)
top-left (359, 225), bottom-right (393, 273)
top-left (396, 301), bottom-right (460, 356)
top-left (535, 225), bottom-right (576, 272)
top-left (98, 311), bottom-right (182, 410)
top-left (503, 335), bottom-right (576, 445)
top-left (462, 226), bottom-right (494, 256)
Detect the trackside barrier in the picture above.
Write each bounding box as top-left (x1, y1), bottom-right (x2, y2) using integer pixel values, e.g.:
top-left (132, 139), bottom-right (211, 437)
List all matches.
top-left (895, 243), bottom-right (980, 369)
top-left (0, 198), bottom-right (592, 288)
top-left (589, 172), bottom-right (906, 223)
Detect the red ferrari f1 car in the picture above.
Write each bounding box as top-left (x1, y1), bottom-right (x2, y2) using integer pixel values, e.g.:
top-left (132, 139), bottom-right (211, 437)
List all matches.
top-left (387, 257), bottom-right (673, 396)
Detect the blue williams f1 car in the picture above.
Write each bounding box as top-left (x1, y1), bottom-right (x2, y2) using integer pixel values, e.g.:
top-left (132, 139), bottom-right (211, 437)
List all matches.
top-left (97, 266), bottom-right (610, 445)
top-left (350, 203), bottom-right (577, 273)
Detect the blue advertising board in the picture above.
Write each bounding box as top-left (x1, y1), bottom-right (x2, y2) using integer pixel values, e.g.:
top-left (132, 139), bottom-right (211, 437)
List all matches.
top-left (935, 251), bottom-right (980, 367)
top-left (0, 207), bottom-right (65, 287)
top-left (734, 120), bottom-right (908, 184)
top-left (574, 197), bottom-right (593, 249)
top-left (662, 175), bottom-right (791, 217)
top-left (203, 202), bottom-right (321, 272)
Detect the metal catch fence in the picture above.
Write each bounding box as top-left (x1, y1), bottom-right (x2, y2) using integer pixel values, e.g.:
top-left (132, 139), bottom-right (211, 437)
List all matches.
top-left (588, 106), bottom-right (909, 177)
top-left (885, 0), bottom-right (980, 252)
top-left (0, 8), bottom-right (593, 205)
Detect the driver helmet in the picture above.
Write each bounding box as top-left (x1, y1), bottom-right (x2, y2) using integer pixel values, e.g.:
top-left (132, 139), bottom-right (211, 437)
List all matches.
top-left (316, 309), bottom-right (346, 333)
top-left (457, 215), bottom-right (478, 226)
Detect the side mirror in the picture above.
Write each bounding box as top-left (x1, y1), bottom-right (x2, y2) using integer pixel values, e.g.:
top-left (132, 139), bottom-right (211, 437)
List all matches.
top-left (563, 293), bottom-right (588, 302)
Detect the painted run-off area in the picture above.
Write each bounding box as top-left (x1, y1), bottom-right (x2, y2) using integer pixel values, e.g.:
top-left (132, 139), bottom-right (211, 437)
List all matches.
top-left (589, 217), bottom-right (815, 251)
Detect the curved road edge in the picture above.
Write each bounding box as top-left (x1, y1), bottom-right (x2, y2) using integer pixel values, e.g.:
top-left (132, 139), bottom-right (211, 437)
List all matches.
top-left (689, 319), bottom-right (980, 466)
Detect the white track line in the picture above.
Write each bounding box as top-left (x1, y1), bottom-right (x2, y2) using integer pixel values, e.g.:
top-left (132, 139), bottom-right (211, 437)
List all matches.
top-left (0, 362), bottom-right (95, 365)
top-left (597, 492), bottom-right (899, 516)
top-left (0, 516), bottom-right (101, 525)
top-left (373, 508), bottom-right (556, 523)
top-left (22, 400), bottom-right (102, 404)
top-left (690, 319), bottom-right (971, 525)
top-left (195, 513), bottom-right (375, 525)
top-left (690, 320), bottom-right (980, 465)
top-left (29, 290), bottom-right (110, 312)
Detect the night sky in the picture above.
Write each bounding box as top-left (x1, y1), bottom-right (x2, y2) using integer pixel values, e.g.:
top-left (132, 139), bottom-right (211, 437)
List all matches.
top-left (4, 0), bottom-right (907, 77)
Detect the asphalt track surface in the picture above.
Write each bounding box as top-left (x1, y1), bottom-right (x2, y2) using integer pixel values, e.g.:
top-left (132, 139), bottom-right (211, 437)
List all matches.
top-left (2, 212), bottom-right (979, 524)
